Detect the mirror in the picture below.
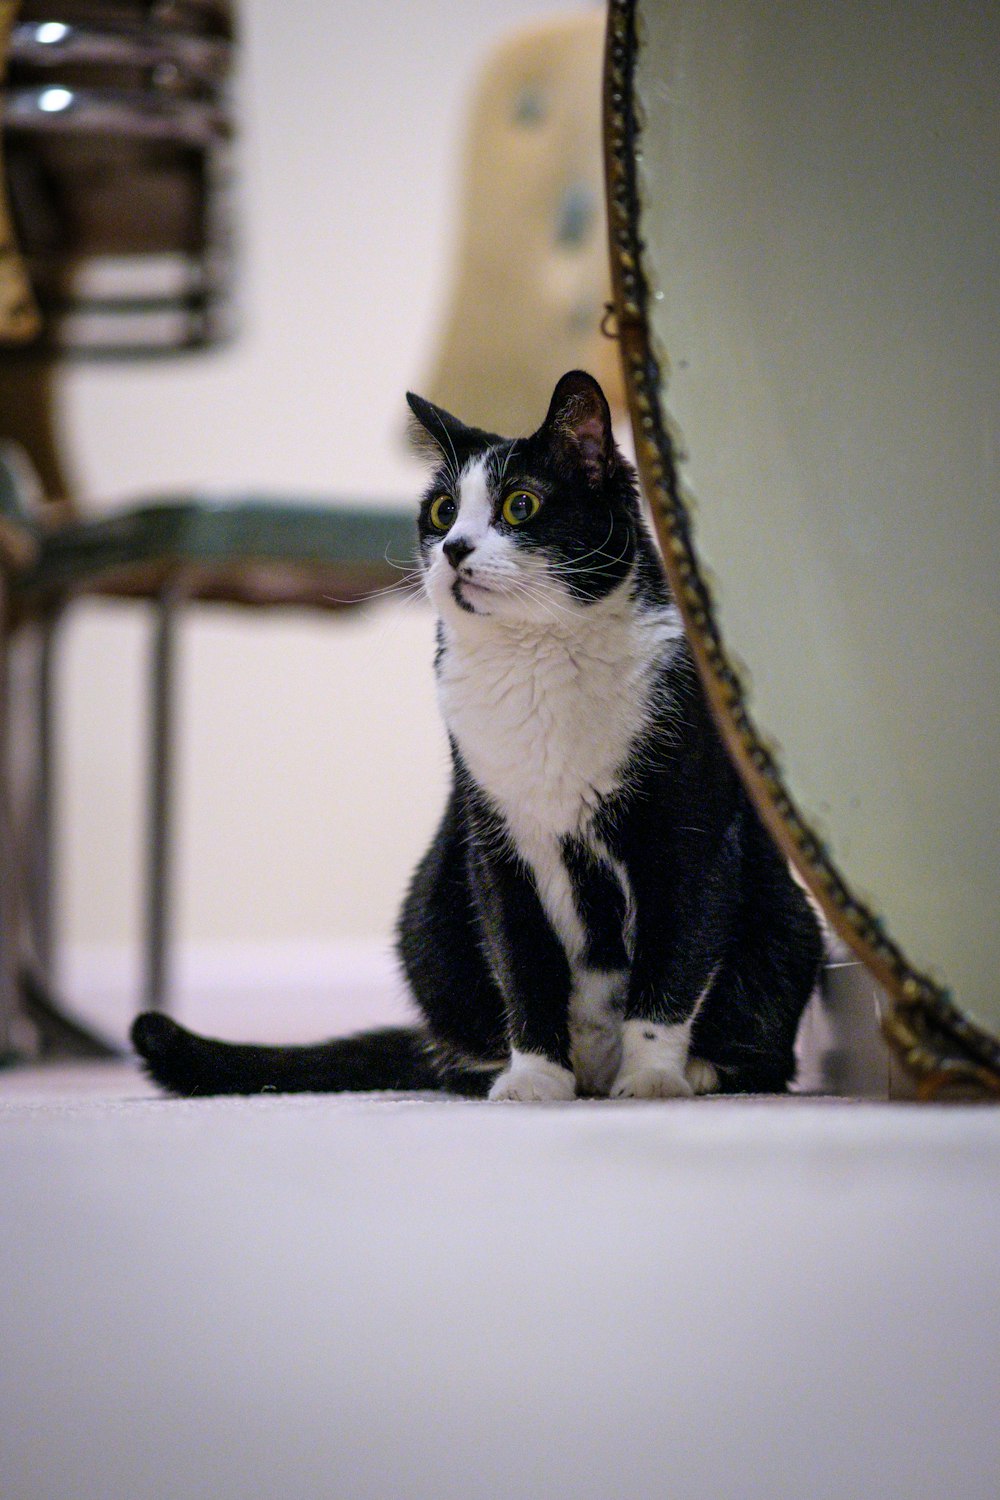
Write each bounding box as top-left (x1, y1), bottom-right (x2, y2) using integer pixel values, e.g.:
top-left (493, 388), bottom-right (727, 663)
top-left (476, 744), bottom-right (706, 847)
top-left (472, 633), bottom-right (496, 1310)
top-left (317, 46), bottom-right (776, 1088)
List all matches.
top-left (605, 0), bottom-right (999, 1096)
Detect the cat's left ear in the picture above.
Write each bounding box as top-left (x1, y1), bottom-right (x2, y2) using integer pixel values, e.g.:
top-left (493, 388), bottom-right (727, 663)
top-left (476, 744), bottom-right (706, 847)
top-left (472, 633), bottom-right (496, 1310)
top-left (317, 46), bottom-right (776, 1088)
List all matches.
top-left (406, 392), bottom-right (505, 468)
top-left (540, 370), bottom-right (616, 486)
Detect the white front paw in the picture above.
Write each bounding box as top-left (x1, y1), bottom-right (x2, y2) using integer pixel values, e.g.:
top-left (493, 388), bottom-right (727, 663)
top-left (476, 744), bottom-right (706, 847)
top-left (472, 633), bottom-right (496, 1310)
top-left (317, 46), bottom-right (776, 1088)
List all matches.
top-left (611, 1065), bottom-right (693, 1099)
top-left (489, 1053), bottom-right (576, 1102)
top-left (611, 1020), bottom-right (694, 1100)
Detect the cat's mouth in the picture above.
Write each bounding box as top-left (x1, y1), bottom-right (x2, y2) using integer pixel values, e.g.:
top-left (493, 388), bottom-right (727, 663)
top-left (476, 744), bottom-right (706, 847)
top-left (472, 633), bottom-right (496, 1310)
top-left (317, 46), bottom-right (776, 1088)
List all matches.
top-left (452, 575), bottom-right (498, 613)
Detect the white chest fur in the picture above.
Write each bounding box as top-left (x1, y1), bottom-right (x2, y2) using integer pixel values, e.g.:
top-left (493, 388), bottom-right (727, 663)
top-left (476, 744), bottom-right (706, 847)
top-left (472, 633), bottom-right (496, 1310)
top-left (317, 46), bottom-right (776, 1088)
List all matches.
top-left (441, 587), bottom-right (684, 1101)
top-left (437, 588), bottom-right (682, 845)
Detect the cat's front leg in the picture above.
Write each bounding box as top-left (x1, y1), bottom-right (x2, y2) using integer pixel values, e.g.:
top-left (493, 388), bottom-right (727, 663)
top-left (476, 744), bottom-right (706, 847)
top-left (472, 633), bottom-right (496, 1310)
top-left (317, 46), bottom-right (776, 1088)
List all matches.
top-left (472, 837), bottom-right (578, 1103)
top-left (611, 962), bottom-right (722, 1099)
top-left (610, 1019), bottom-right (694, 1098)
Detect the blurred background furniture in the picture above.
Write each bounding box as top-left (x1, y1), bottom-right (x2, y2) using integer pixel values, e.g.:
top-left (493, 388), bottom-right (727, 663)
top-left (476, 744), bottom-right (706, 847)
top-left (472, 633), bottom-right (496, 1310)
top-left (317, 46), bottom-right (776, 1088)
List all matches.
top-left (423, 9), bottom-right (622, 433)
top-left (0, 4), bottom-right (621, 1058)
top-left (0, 0), bottom-right (416, 1052)
top-left (4, 0), bottom-right (236, 357)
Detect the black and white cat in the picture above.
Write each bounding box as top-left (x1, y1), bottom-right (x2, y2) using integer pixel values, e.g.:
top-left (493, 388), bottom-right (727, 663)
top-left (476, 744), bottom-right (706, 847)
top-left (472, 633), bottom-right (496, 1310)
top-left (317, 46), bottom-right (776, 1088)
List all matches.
top-left (133, 371), bottom-right (822, 1099)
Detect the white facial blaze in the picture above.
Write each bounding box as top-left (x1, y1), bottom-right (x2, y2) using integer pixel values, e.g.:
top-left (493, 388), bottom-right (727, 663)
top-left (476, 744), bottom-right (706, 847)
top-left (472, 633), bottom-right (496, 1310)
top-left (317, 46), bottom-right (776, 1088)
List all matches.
top-left (424, 456), bottom-right (500, 617)
top-left (423, 453), bottom-right (556, 626)
top-left (450, 456), bottom-right (493, 550)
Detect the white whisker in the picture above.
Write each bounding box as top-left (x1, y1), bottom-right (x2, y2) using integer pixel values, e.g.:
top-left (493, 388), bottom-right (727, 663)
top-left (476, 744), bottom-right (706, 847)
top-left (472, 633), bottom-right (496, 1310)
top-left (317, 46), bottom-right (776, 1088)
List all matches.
top-left (382, 542), bottom-right (419, 573)
top-left (427, 410), bottom-right (462, 491)
top-left (502, 574), bottom-right (579, 629)
top-left (495, 439), bottom-right (520, 495)
top-left (322, 573), bottom-right (425, 607)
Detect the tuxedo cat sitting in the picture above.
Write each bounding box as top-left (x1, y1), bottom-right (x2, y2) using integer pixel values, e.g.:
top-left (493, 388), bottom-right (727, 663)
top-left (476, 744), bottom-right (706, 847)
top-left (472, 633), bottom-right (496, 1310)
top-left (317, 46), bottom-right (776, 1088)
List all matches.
top-left (133, 371), bottom-right (821, 1099)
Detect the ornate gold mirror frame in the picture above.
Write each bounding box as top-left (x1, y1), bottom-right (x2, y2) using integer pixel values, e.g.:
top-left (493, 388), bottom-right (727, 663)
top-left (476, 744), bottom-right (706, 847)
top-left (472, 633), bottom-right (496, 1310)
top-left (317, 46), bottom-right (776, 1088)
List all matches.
top-left (603, 0), bottom-right (1000, 1100)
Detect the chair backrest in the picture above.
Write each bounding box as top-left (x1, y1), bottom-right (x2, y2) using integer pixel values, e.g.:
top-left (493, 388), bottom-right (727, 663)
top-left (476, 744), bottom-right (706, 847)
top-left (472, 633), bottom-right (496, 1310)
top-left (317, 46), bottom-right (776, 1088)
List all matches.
top-left (3, 0), bottom-right (236, 354)
top-left (0, 0), bottom-right (41, 344)
top-left (422, 10), bottom-right (624, 437)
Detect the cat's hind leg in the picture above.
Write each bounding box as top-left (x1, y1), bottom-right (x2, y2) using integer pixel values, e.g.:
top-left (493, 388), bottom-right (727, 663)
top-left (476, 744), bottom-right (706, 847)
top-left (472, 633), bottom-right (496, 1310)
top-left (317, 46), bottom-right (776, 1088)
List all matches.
top-left (397, 795), bottom-right (510, 1078)
top-left (684, 1056), bottom-right (720, 1094)
top-left (688, 863), bottom-right (823, 1094)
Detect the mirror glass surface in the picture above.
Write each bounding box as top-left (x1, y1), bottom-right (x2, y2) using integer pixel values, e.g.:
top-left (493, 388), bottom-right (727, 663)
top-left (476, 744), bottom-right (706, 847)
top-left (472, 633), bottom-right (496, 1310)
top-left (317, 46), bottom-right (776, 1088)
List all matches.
top-left (634, 0), bottom-right (999, 1037)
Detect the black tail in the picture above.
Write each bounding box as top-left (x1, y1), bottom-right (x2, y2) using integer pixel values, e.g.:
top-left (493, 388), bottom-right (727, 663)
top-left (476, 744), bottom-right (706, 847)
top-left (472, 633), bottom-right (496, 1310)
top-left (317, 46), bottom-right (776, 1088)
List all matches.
top-left (131, 1014), bottom-right (457, 1097)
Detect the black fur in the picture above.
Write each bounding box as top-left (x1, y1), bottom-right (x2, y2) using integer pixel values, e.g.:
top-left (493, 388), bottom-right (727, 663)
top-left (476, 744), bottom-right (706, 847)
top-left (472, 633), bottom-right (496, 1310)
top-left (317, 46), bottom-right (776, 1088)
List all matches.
top-left (411, 373), bottom-right (640, 610)
top-left (133, 371), bottom-right (822, 1098)
top-left (130, 1014), bottom-right (451, 1096)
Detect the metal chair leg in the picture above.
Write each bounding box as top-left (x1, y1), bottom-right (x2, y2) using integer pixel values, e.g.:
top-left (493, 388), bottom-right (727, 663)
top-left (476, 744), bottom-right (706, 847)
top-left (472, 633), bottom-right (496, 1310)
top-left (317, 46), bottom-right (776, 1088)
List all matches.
top-left (10, 601), bottom-right (119, 1060)
top-left (29, 607), bottom-right (59, 980)
top-left (0, 576), bottom-right (18, 1058)
top-left (143, 583), bottom-right (181, 1014)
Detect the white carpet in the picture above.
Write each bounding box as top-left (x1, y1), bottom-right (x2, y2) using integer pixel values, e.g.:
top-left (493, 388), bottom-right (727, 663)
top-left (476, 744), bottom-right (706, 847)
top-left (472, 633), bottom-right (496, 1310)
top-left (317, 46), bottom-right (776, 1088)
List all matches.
top-left (1, 1067), bottom-right (998, 1500)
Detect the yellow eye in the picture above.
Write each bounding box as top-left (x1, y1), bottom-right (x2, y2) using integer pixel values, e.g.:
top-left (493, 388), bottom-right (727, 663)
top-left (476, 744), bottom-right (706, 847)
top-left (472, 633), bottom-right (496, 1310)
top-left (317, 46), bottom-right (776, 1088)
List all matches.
top-left (502, 489), bottom-right (541, 526)
top-left (429, 494), bottom-right (457, 531)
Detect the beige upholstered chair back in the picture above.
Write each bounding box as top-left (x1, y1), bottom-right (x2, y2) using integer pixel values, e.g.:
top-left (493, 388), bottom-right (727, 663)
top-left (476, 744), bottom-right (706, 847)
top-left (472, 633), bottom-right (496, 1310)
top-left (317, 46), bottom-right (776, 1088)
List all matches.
top-left (423, 10), bottom-right (623, 436)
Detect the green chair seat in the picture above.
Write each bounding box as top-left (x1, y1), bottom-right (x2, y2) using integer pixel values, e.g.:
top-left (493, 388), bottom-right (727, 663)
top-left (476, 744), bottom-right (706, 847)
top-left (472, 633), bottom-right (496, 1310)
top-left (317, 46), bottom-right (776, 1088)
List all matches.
top-left (11, 497), bottom-right (418, 614)
top-left (0, 451), bottom-right (423, 1032)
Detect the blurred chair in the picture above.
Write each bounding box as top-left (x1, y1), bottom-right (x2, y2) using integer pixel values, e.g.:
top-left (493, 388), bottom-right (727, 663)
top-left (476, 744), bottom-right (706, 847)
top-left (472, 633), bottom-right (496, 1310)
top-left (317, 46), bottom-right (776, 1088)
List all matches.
top-left (4, 0), bottom-right (236, 356)
top-left (0, 5), bottom-right (621, 1053)
top-left (424, 9), bottom-right (622, 433)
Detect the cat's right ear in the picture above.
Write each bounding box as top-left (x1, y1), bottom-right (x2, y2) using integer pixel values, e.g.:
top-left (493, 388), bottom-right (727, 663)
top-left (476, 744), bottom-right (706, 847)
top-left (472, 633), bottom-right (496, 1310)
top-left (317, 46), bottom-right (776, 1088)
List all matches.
top-left (406, 392), bottom-right (504, 469)
top-left (539, 371), bottom-right (617, 486)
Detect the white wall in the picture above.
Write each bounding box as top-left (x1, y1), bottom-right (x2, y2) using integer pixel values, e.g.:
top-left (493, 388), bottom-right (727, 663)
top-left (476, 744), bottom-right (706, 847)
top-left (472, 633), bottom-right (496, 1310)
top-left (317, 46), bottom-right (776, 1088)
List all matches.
top-left (49, 0), bottom-right (591, 1033)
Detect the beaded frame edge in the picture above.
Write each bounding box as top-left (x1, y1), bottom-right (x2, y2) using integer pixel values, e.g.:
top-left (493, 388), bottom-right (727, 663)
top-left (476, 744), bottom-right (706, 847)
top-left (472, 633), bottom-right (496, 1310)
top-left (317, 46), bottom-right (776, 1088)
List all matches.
top-left (602, 0), bottom-right (1000, 1100)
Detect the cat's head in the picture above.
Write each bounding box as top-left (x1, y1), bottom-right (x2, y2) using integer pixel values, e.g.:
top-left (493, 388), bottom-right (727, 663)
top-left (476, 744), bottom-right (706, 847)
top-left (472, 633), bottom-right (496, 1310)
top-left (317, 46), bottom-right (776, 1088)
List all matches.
top-left (407, 370), bottom-right (650, 628)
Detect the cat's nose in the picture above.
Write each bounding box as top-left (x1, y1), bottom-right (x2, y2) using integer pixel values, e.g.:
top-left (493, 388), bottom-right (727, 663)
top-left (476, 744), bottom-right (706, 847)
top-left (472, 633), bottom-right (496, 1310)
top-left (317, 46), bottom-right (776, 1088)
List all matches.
top-left (443, 537), bottom-right (475, 570)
